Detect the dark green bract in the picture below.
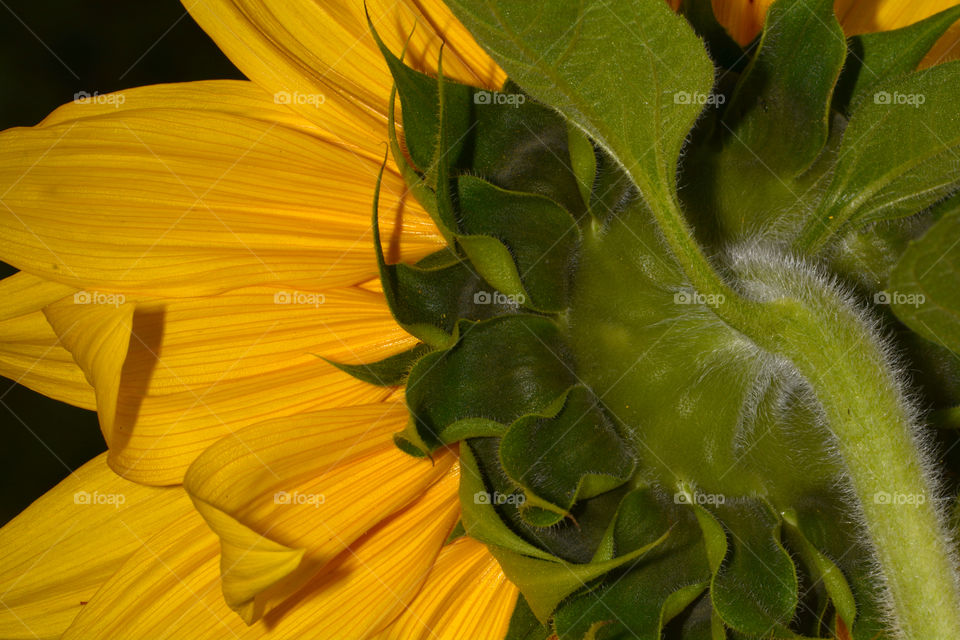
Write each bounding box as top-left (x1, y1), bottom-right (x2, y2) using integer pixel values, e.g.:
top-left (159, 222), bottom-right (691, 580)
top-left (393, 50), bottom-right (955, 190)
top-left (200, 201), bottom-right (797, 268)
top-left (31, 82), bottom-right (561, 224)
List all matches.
top-left (338, 1), bottom-right (960, 638)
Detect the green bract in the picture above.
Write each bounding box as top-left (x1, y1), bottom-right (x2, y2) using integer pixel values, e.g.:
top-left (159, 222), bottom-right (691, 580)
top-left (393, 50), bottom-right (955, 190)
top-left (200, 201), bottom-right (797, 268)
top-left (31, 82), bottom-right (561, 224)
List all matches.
top-left (341, 1), bottom-right (960, 638)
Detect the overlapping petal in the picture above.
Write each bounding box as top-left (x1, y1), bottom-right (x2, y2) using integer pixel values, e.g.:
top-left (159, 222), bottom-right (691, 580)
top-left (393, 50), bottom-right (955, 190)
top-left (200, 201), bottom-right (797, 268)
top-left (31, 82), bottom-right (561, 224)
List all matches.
top-left (184, 0), bottom-right (505, 160)
top-left (835, 0), bottom-right (960, 65)
top-left (42, 297), bottom-right (135, 431)
top-left (38, 80), bottom-right (334, 137)
top-left (0, 271), bottom-right (77, 322)
top-left (371, 537), bottom-right (518, 640)
top-left (0, 310), bottom-right (95, 409)
top-left (0, 272), bottom-right (94, 408)
top-left (0, 80), bottom-right (442, 298)
top-left (713, 0), bottom-right (960, 63)
top-left (184, 402), bottom-right (456, 622)
top-left (0, 453), bottom-right (193, 639)
top-left (42, 286), bottom-right (414, 485)
top-left (63, 461), bottom-right (460, 639)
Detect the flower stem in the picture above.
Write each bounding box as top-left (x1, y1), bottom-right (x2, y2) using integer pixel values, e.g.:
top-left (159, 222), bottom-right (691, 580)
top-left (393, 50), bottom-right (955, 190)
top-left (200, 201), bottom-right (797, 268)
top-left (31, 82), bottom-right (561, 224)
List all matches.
top-left (645, 190), bottom-right (960, 638)
top-left (762, 297), bottom-right (960, 639)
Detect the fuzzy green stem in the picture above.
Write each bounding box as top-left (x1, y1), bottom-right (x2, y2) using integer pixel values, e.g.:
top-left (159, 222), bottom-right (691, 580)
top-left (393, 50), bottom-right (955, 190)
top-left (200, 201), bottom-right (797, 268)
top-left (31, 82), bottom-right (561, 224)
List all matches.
top-left (647, 191), bottom-right (960, 638)
top-left (770, 298), bottom-right (960, 639)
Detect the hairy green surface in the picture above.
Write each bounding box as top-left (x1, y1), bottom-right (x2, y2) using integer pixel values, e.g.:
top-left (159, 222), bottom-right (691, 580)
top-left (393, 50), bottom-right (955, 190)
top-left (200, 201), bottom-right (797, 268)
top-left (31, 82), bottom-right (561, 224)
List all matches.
top-left (340, 1), bottom-right (960, 638)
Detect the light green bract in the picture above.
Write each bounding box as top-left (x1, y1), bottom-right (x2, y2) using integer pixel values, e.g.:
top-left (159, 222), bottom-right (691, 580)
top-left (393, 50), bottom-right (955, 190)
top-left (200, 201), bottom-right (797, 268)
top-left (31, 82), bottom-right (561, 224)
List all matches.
top-left (340, 1), bottom-right (960, 638)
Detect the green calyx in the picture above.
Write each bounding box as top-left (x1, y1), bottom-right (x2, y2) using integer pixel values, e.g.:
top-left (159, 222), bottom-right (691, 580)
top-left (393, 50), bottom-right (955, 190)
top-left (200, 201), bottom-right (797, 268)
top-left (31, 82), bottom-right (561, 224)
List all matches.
top-left (334, 2), bottom-right (960, 639)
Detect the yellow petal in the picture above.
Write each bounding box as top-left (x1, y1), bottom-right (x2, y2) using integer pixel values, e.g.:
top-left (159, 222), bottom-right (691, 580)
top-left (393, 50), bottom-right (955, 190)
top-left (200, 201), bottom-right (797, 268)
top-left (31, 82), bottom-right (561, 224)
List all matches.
top-left (184, 0), bottom-right (505, 160)
top-left (0, 271), bottom-right (76, 322)
top-left (0, 271), bottom-right (95, 408)
top-left (39, 79), bottom-right (333, 138)
top-left (714, 0), bottom-right (960, 63)
top-left (265, 465), bottom-right (460, 638)
top-left (836, 0), bottom-right (959, 34)
top-left (834, 0), bottom-right (960, 66)
top-left (64, 464), bottom-right (461, 639)
top-left (0, 80), bottom-right (442, 297)
top-left (43, 287), bottom-right (414, 485)
top-left (185, 402), bottom-right (456, 622)
top-left (191, 498), bottom-right (305, 624)
top-left (0, 453), bottom-right (193, 639)
top-left (60, 510), bottom-right (238, 640)
top-left (712, 0), bottom-right (773, 45)
top-left (42, 297), bottom-right (134, 436)
top-left (373, 537), bottom-right (519, 640)
top-left (0, 310), bottom-right (95, 410)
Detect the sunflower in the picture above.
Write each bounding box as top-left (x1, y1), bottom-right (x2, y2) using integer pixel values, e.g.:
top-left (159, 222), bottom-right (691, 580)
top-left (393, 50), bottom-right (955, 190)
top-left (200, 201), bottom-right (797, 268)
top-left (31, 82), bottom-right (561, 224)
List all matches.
top-left (1, 1), bottom-right (959, 639)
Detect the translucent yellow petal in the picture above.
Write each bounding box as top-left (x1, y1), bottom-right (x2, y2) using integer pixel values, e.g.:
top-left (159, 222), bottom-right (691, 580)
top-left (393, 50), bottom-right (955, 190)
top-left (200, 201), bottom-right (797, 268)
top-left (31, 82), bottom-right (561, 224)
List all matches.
top-left (712, 0), bottom-right (773, 45)
top-left (0, 272), bottom-right (95, 408)
top-left (42, 298), bottom-right (134, 438)
top-left (0, 81), bottom-right (442, 297)
top-left (834, 0), bottom-right (960, 66)
top-left (0, 310), bottom-right (95, 410)
top-left (265, 465), bottom-right (460, 638)
top-left (372, 536), bottom-right (518, 640)
top-left (64, 466), bottom-right (461, 639)
top-left (43, 287), bottom-right (413, 485)
top-left (185, 402), bottom-right (457, 622)
top-left (0, 271), bottom-right (76, 322)
top-left (38, 79), bottom-right (332, 138)
top-left (60, 510), bottom-right (239, 640)
top-left (715, 0), bottom-right (960, 61)
top-left (191, 499), bottom-right (305, 624)
top-left (835, 0), bottom-right (960, 34)
top-left (0, 453), bottom-right (193, 640)
top-left (183, 0), bottom-right (506, 159)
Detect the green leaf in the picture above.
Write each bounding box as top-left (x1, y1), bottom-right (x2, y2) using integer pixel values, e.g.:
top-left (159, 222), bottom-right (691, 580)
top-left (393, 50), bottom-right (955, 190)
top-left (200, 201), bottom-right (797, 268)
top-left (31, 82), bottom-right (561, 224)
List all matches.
top-left (789, 502), bottom-right (892, 640)
top-left (405, 315), bottom-right (575, 449)
top-left (553, 488), bottom-right (711, 639)
top-left (505, 596), bottom-right (553, 640)
top-left (500, 385), bottom-right (635, 526)
top-left (323, 343), bottom-right (432, 386)
top-left (434, 62), bottom-right (474, 238)
top-left (489, 528), bottom-right (671, 624)
top-left (554, 549), bottom-right (709, 640)
top-left (888, 201), bottom-right (960, 356)
top-left (797, 61), bottom-right (960, 252)
top-left (681, 0), bottom-right (846, 245)
top-left (664, 594), bottom-right (727, 640)
top-left (834, 5), bottom-right (960, 114)
top-left (376, 34), bottom-right (590, 226)
top-left (433, 72), bottom-right (581, 313)
top-left (471, 436), bottom-right (630, 564)
top-left (468, 82), bottom-right (589, 216)
top-left (458, 443), bottom-right (557, 561)
top-left (782, 509), bottom-right (857, 627)
top-left (722, 0), bottom-right (845, 178)
top-left (372, 156), bottom-right (525, 348)
top-left (367, 15), bottom-right (441, 171)
top-left (458, 176), bottom-right (580, 312)
top-left (372, 217), bottom-right (509, 348)
top-left (444, 0), bottom-right (715, 209)
top-left (566, 123), bottom-right (597, 216)
top-left (688, 498), bottom-right (727, 574)
top-left (710, 500), bottom-right (798, 636)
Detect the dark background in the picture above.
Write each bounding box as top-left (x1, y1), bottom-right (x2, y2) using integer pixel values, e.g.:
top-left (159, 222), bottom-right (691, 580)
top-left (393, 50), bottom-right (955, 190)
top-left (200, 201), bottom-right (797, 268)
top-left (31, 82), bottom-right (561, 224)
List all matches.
top-left (0, 1), bottom-right (243, 524)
